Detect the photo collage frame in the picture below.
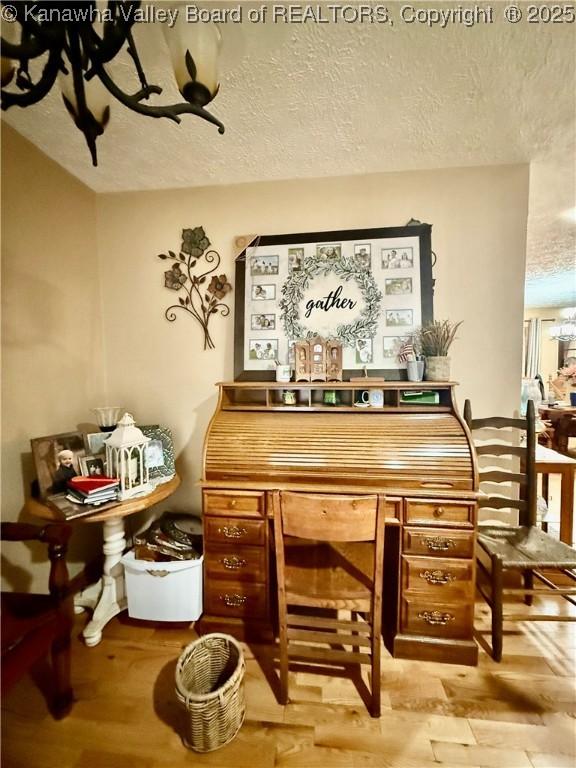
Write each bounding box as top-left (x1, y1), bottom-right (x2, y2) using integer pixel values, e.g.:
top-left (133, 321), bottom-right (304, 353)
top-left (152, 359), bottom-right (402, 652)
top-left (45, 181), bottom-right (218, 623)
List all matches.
top-left (234, 225), bottom-right (433, 380)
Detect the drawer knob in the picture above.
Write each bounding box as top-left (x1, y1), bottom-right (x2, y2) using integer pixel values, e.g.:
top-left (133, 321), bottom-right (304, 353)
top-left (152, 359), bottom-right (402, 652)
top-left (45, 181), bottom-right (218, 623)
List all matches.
top-left (419, 569), bottom-right (456, 586)
top-left (423, 536), bottom-right (456, 552)
top-left (219, 525), bottom-right (248, 539)
top-left (433, 506), bottom-right (445, 518)
top-left (229, 499), bottom-right (237, 507)
top-left (221, 555), bottom-right (247, 570)
top-left (418, 610), bottom-right (455, 626)
top-left (222, 593), bottom-right (247, 608)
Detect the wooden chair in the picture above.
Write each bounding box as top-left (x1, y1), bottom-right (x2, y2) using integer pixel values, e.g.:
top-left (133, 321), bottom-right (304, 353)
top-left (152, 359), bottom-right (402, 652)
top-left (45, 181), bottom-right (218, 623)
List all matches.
top-left (271, 491), bottom-right (385, 717)
top-left (1, 522), bottom-right (74, 717)
top-left (463, 400), bottom-right (576, 662)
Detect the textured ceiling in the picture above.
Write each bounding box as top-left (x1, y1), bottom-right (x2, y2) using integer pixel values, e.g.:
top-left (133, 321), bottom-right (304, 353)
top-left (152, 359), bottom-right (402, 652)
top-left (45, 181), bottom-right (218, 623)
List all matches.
top-left (2, 4), bottom-right (575, 308)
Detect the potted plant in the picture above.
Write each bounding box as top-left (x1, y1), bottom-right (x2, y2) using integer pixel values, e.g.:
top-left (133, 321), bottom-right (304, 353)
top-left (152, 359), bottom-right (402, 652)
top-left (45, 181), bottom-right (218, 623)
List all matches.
top-left (415, 319), bottom-right (463, 381)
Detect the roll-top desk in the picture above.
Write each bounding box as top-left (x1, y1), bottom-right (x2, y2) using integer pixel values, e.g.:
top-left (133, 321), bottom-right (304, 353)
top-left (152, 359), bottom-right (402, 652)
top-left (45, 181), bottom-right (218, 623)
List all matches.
top-left (200, 381), bottom-right (479, 665)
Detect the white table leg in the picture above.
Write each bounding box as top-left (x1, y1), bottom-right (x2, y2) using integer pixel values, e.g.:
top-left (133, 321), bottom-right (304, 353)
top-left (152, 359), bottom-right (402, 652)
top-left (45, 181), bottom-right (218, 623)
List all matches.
top-left (82, 518), bottom-right (128, 647)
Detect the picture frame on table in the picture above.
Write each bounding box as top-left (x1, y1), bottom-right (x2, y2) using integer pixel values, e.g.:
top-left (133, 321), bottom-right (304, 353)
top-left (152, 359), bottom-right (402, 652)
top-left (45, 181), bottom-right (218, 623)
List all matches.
top-left (140, 426), bottom-right (175, 480)
top-left (31, 431), bottom-right (86, 498)
top-left (85, 431), bottom-right (110, 456)
top-left (80, 455), bottom-right (106, 477)
top-left (234, 224), bottom-right (433, 381)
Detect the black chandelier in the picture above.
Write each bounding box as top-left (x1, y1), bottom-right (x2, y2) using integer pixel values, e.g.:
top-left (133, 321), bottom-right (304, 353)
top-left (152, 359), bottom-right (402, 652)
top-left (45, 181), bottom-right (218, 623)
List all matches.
top-left (0, 1), bottom-right (224, 166)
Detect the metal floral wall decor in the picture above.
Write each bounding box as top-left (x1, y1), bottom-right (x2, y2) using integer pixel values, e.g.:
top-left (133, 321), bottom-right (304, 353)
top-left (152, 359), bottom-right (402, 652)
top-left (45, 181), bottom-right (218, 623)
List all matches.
top-left (157, 227), bottom-right (232, 350)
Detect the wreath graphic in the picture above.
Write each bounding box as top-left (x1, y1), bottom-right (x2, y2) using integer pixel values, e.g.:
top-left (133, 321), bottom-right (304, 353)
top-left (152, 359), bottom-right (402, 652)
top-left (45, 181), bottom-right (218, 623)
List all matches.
top-left (279, 254), bottom-right (382, 345)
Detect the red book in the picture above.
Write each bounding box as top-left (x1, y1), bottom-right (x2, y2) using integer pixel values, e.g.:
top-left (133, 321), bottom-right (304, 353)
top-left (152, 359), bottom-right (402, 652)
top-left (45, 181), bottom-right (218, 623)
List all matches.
top-left (68, 475), bottom-right (119, 495)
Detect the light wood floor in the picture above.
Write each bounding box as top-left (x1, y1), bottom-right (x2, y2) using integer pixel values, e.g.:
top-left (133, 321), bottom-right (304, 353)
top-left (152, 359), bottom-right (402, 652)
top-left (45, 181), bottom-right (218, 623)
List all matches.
top-left (2, 598), bottom-right (576, 768)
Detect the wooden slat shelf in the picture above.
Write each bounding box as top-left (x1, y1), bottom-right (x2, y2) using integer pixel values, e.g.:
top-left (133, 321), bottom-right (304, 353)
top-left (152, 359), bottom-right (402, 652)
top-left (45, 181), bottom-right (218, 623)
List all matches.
top-left (220, 380), bottom-right (456, 412)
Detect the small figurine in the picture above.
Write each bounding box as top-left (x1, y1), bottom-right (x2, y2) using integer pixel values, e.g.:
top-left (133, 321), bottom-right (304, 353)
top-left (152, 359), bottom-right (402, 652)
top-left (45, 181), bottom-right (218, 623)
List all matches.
top-left (51, 449), bottom-right (78, 493)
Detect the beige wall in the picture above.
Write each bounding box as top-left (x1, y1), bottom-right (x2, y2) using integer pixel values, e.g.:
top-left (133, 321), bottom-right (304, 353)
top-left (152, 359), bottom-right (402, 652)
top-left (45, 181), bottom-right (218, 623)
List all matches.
top-left (1, 126), bottom-right (105, 591)
top-left (97, 164), bottom-right (530, 514)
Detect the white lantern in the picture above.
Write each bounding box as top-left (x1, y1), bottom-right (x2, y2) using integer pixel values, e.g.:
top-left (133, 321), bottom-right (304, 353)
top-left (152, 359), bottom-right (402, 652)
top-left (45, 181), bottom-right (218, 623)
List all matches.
top-left (105, 413), bottom-right (152, 500)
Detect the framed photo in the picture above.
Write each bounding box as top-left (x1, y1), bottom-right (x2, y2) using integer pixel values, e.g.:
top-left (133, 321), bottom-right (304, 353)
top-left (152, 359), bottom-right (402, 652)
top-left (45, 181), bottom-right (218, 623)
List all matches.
top-left (316, 243), bottom-right (341, 259)
top-left (251, 284), bottom-right (276, 301)
top-left (85, 431), bottom-right (109, 456)
top-left (251, 313), bottom-right (276, 331)
top-left (31, 431), bottom-right (86, 498)
top-left (383, 335), bottom-right (409, 359)
top-left (355, 338), bottom-right (373, 364)
top-left (248, 338), bottom-right (278, 360)
top-left (385, 309), bottom-right (413, 327)
top-left (385, 278), bottom-right (413, 295)
top-left (250, 254), bottom-right (279, 276)
top-left (288, 247), bottom-right (304, 271)
top-left (234, 224), bottom-right (433, 380)
top-left (80, 455), bottom-right (106, 477)
top-left (140, 425), bottom-right (175, 480)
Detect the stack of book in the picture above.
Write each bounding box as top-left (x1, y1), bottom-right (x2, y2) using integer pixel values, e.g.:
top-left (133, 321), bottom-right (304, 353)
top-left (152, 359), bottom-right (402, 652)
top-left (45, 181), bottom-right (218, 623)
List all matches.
top-left (66, 476), bottom-right (120, 506)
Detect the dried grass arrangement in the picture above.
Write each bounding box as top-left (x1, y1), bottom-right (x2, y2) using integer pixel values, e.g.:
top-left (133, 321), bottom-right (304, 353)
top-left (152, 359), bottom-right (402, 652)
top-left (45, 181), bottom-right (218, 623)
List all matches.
top-left (416, 319), bottom-right (463, 357)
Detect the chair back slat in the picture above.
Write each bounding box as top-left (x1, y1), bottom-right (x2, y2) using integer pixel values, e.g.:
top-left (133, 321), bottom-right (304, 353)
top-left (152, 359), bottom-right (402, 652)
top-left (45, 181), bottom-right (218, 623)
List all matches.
top-left (469, 416), bottom-right (527, 430)
top-left (475, 445), bottom-right (525, 458)
top-left (478, 497), bottom-right (526, 511)
top-left (278, 492), bottom-right (379, 541)
top-left (479, 470), bottom-right (526, 484)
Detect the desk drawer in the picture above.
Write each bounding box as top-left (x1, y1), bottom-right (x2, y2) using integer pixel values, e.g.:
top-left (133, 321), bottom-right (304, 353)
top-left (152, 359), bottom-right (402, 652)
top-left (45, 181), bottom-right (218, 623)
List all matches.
top-left (403, 527), bottom-right (474, 558)
top-left (204, 546), bottom-right (266, 582)
top-left (405, 499), bottom-right (474, 527)
top-left (204, 516), bottom-right (266, 546)
top-left (402, 555), bottom-right (474, 600)
top-left (204, 491), bottom-right (265, 518)
top-left (401, 597), bottom-right (473, 639)
top-left (204, 581), bottom-right (267, 619)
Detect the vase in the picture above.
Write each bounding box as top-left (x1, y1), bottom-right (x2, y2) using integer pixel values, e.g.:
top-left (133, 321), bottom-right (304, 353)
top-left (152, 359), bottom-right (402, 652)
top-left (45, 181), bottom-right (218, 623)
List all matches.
top-left (425, 356), bottom-right (450, 382)
top-left (406, 360), bottom-right (424, 382)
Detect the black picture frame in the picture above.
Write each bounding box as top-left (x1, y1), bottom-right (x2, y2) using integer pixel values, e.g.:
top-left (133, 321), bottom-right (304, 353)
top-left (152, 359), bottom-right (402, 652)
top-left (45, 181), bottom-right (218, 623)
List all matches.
top-left (234, 224), bottom-right (433, 381)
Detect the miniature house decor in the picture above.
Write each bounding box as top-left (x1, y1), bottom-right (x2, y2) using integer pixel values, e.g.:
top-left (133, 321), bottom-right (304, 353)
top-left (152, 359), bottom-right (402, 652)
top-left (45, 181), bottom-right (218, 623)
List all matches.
top-left (294, 337), bottom-right (343, 382)
top-left (105, 413), bottom-right (152, 500)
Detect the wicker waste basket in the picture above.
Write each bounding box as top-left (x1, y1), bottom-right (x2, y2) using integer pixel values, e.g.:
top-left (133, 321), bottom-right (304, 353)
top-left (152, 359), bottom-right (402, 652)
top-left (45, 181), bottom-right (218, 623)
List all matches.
top-left (175, 633), bottom-right (246, 752)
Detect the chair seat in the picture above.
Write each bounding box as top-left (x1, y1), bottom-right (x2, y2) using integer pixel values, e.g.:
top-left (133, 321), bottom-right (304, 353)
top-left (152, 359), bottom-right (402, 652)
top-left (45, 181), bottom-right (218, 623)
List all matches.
top-left (1, 593), bottom-right (59, 656)
top-left (478, 526), bottom-right (576, 568)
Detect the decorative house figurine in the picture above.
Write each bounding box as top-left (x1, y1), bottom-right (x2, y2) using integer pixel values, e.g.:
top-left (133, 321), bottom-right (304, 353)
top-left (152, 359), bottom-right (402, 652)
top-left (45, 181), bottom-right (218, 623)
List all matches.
top-left (326, 340), bottom-right (343, 381)
top-left (105, 413), bottom-right (152, 500)
top-left (294, 341), bottom-right (311, 382)
top-left (309, 336), bottom-right (327, 382)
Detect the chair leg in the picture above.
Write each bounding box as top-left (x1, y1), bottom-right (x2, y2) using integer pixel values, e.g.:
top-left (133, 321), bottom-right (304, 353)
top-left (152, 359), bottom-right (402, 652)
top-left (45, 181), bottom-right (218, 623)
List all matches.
top-left (278, 625), bottom-right (289, 706)
top-left (50, 634), bottom-right (73, 718)
top-left (492, 557), bottom-right (504, 662)
top-left (370, 628), bottom-right (381, 718)
top-left (523, 570), bottom-right (534, 606)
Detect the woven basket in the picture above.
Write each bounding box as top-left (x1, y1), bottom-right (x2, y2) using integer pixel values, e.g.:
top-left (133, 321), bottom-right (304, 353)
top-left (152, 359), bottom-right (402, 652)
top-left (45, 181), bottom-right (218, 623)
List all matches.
top-left (175, 633), bottom-right (246, 752)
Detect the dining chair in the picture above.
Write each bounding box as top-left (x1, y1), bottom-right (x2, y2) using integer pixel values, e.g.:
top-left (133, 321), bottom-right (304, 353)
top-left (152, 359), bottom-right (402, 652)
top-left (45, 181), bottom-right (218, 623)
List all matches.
top-left (1, 522), bottom-right (74, 717)
top-left (464, 399), bottom-right (576, 662)
top-left (271, 491), bottom-right (385, 717)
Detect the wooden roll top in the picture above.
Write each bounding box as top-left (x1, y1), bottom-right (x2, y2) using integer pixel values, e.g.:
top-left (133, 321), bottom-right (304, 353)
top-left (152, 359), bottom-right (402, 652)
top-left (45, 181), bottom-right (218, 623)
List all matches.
top-left (203, 384), bottom-right (476, 493)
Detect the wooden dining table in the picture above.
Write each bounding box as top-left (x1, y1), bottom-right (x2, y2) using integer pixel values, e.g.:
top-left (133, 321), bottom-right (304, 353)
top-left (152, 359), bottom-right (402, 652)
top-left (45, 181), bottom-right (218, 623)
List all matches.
top-left (535, 444), bottom-right (576, 546)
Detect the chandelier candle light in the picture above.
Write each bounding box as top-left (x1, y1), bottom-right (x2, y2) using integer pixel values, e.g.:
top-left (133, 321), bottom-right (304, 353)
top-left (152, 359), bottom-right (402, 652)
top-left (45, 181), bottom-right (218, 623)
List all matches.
top-left (0, 1), bottom-right (224, 165)
top-left (105, 413), bottom-right (152, 500)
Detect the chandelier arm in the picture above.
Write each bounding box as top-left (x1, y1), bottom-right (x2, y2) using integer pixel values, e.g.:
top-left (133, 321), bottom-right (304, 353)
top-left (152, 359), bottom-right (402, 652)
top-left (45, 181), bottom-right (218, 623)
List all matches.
top-left (98, 0), bottom-right (140, 61)
top-left (93, 63), bottom-right (225, 133)
top-left (0, 35), bottom-right (51, 61)
top-left (1, 47), bottom-right (62, 110)
top-left (124, 30), bottom-right (150, 93)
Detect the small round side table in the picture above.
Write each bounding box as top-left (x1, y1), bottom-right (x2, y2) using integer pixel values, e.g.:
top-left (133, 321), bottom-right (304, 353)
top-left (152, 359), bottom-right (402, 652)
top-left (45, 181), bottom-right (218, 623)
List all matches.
top-left (25, 474), bottom-right (181, 646)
